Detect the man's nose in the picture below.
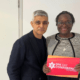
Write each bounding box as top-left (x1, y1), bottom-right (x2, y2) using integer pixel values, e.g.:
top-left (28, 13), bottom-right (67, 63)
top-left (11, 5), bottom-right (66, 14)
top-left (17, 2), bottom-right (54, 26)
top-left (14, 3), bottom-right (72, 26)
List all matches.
top-left (40, 23), bottom-right (44, 27)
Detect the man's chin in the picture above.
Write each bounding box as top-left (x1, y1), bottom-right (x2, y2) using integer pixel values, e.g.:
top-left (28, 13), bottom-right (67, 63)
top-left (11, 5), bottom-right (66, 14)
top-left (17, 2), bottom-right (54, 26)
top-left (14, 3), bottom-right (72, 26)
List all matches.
top-left (38, 31), bottom-right (45, 35)
top-left (38, 33), bottom-right (44, 35)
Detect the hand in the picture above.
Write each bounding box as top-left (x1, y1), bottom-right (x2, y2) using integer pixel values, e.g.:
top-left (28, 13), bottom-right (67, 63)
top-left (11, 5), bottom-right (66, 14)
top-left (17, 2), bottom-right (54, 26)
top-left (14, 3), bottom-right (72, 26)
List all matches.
top-left (74, 63), bottom-right (80, 72)
top-left (42, 63), bottom-right (50, 74)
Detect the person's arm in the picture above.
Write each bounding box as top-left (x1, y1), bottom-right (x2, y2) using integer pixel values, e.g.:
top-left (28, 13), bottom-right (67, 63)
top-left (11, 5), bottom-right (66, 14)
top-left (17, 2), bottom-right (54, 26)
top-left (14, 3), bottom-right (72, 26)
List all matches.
top-left (7, 39), bottom-right (25, 80)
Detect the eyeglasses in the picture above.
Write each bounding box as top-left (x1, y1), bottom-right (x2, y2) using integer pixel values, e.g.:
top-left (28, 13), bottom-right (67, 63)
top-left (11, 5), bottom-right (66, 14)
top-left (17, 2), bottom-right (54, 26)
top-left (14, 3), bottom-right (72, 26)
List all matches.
top-left (57, 21), bottom-right (72, 25)
top-left (35, 21), bottom-right (48, 25)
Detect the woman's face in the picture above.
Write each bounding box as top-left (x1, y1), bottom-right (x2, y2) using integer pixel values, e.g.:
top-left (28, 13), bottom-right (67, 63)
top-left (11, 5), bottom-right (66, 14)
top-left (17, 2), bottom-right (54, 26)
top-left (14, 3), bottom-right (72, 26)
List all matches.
top-left (57, 14), bottom-right (73, 37)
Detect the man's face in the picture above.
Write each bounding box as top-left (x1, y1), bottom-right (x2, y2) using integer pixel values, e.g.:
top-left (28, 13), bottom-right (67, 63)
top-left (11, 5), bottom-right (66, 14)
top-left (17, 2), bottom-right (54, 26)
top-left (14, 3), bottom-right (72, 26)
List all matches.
top-left (31, 16), bottom-right (49, 37)
top-left (57, 14), bottom-right (73, 36)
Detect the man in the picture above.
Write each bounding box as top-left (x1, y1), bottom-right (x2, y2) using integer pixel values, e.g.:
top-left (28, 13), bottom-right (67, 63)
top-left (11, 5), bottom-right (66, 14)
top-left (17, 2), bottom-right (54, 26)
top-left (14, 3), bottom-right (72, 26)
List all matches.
top-left (7, 10), bottom-right (49, 80)
top-left (43, 11), bottom-right (80, 80)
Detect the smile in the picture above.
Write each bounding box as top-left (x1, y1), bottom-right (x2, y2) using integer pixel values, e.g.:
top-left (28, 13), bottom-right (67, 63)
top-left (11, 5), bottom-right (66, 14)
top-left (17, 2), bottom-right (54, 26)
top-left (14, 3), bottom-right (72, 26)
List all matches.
top-left (61, 28), bottom-right (67, 31)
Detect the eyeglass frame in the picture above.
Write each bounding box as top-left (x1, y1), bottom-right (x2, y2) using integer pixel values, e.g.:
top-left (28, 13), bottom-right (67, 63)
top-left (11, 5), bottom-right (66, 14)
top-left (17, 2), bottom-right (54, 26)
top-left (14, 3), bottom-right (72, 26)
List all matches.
top-left (57, 21), bottom-right (72, 25)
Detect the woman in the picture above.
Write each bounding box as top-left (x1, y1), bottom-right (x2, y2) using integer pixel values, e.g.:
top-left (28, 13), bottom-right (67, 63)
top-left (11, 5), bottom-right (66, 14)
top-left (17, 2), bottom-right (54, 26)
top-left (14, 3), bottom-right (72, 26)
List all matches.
top-left (43, 11), bottom-right (80, 80)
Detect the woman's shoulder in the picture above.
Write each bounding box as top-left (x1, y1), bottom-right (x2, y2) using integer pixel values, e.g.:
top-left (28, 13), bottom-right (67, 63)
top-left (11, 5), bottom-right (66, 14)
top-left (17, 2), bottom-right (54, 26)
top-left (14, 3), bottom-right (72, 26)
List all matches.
top-left (74, 32), bottom-right (80, 38)
top-left (46, 34), bottom-right (56, 40)
top-left (46, 34), bottom-right (57, 44)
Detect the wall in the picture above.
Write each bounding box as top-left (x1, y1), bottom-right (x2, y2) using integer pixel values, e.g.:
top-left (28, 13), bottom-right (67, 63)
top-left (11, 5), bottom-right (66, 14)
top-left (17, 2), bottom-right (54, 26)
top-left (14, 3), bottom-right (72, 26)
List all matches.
top-left (23, 0), bottom-right (80, 37)
top-left (0, 0), bottom-right (18, 80)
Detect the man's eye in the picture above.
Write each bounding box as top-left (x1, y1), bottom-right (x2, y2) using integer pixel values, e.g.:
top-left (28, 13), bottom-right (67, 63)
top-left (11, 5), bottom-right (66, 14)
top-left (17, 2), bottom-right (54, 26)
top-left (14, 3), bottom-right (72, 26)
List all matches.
top-left (43, 22), bottom-right (48, 25)
top-left (35, 21), bottom-right (40, 24)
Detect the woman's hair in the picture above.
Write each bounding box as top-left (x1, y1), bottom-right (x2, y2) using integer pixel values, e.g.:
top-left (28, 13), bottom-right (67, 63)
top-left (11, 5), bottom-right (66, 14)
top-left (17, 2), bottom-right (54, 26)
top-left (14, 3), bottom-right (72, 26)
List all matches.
top-left (56, 11), bottom-right (75, 25)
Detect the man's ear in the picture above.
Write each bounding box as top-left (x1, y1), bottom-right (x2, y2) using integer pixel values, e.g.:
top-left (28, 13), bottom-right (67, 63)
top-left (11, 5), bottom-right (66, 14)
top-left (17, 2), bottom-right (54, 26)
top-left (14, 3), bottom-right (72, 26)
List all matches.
top-left (30, 21), bottom-right (33, 28)
top-left (48, 22), bottom-right (49, 25)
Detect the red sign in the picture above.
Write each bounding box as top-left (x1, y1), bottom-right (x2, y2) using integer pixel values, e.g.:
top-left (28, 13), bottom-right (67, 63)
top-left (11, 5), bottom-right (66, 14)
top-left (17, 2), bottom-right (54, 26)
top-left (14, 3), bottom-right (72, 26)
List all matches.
top-left (46, 55), bottom-right (80, 78)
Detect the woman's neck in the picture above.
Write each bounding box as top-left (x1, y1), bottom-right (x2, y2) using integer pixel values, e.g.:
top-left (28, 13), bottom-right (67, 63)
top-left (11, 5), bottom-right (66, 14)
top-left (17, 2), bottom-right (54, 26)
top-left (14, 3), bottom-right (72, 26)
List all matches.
top-left (59, 33), bottom-right (73, 38)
